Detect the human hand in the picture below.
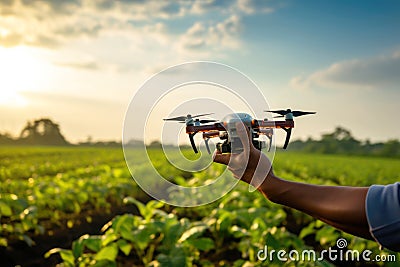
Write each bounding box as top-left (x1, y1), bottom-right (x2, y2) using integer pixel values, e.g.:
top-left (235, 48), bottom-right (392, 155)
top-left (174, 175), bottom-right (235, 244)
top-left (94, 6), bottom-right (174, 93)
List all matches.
top-left (213, 122), bottom-right (274, 190)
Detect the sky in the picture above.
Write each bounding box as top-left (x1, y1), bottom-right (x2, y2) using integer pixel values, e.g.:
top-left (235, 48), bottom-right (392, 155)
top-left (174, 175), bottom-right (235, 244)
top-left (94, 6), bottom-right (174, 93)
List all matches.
top-left (0, 0), bottom-right (399, 144)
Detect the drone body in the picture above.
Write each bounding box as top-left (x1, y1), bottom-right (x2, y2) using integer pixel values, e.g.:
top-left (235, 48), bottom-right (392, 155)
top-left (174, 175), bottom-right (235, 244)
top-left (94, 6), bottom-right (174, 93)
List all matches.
top-left (216, 113), bottom-right (263, 153)
top-left (164, 109), bottom-right (315, 154)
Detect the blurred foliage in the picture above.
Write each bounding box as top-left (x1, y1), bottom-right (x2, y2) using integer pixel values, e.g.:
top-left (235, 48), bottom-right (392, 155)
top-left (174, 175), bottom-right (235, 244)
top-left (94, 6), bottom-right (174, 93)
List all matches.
top-left (1, 147), bottom-right (399, 266)
top-left (290, 126), bottom-right (400, 158)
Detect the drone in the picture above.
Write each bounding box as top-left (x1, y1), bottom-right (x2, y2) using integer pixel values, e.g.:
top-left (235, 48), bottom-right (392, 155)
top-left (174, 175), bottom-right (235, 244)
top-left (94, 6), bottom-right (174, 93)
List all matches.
top-left (163, 109), bottom-right (316, 154)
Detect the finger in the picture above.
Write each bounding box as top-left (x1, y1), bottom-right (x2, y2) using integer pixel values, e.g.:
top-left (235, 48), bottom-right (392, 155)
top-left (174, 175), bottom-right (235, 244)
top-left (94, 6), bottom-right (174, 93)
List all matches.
top-left (213, 150), bottom-right (231, 165)
top-left (235, 121), bottom-right (252, 155)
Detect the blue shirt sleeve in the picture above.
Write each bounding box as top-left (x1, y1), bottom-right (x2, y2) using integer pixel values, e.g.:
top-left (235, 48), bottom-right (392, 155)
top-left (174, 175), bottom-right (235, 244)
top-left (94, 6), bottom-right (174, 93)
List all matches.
top-left (366, 182), bottom-right (400, 252)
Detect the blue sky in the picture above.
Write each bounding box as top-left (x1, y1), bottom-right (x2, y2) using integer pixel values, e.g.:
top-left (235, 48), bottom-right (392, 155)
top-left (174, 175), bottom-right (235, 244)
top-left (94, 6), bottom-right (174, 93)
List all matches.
top-left (0, 0), bottom-right (399, 143)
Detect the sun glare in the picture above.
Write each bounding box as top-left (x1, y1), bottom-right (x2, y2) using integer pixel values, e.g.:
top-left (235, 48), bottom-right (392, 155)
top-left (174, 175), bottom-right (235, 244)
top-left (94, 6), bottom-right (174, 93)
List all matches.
top-left (0, 46), bottom-right (48, 107)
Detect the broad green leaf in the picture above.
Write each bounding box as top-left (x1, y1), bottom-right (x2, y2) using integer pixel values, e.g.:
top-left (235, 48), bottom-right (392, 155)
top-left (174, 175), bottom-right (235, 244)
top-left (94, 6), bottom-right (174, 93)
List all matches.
top-left (117, 239), bottom-right (132, 256)
top-left (0, 201), bottom-right (12, 216)
top-left (315, 226), bottom-right (339, 245)
top-left (230, 225), bottom-right (248, 238)
top-left (123, 198), bottom-right (164, 221)
top-left (146, 200), bottom-right (164, 212)
top-left (60, 250), bottom-right (75, 266)
top-left (156, 246), bottom-right (186, 267)
top-left (102, 232), bottom-right (118, 246)
top-left (46, 249), bottom-right (75, 266)
top-left (217, 211), bottom-right (233, 232)
top-left (133, 224), bottom-right (158, 251)
top-left (112, 214), bottom-right (134, 233)
top-left (84, 236), bottom-right (102, 252)
top-left (178, 225), bottom-right (207, 242)
top-left (76, 192), bottom-right (89, 203)
top-left (45, 248), bottom-right (62, 258)
top-left (119, 225), bottom-right (135, 243)
top-left (93, 259), bottom-right (117, 267)
top-left (162, 221), bottom-right (185, 249)
top-left (186, 237), bottom-right (215, 251)
top-left (123, 197), bottom-right (146, 217)
top-left (299, 224), bottom-right (315, 239)
top-left (251, 217), bottom-right (267, 232)
top-left (265, 232), bottom-right (280, 249)
top-left (95, 244), bottom-right (118, 262)
top-left (72, 240), bottom-right (84, 258)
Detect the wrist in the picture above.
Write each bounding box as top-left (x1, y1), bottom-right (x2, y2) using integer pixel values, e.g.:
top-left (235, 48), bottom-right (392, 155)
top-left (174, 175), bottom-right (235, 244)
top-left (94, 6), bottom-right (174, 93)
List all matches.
top-left (258, 173), bottom-right (286, 203)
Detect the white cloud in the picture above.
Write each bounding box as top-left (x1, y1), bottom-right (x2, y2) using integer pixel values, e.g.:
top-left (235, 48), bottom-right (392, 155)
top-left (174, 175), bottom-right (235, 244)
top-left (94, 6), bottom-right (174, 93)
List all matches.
top-left (237, 0), bottom-right (275, 14)
top-left (180, 15), bottom-right (242, 52)
top-left (0, 0), bottom-right (279, 73)
top-left (0, 0), bottom-right (278, 48)
top-left (190, 0), bottom-right (275, 15)
top-left (290, 51), bottom-right (400, 90)
top-left (190, 0), bottom-right (232, 14)
top-left (0, 0), bottom-right (187, 48)
top-left (54, 61), bottom-right (101, 70)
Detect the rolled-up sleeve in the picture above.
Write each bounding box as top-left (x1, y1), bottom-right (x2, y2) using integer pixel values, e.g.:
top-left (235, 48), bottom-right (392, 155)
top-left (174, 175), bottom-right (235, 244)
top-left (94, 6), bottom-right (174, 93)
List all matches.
top-left (366, 182), bottom-right (400, 252)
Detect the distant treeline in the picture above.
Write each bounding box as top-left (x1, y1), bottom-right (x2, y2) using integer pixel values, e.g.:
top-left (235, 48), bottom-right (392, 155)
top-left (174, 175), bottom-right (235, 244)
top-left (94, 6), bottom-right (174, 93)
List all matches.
top-left (1, 119), bottom-right (399, 157)
top-left (0, 118), bottom-right (120, 147)
top-left (289, 126), bottom-right (400, 158)
top-left (0, 118), bottom-right (69, 146)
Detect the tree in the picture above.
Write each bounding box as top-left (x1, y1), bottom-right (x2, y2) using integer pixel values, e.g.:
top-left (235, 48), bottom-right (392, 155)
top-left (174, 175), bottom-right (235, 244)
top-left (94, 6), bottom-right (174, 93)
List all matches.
top-left (319, 127), bottom-right (360, 154)
top-left (380, 140), bottom-right (400, 157)
top-left (0, 132), bottom-right (14, 145)
top-left (19, 118), bottom-right (69, 145)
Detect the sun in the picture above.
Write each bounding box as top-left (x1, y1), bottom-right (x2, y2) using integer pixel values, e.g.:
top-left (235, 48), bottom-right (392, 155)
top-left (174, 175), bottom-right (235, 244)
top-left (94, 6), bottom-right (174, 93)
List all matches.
top-left (0, 46), bottom-right (48, 107)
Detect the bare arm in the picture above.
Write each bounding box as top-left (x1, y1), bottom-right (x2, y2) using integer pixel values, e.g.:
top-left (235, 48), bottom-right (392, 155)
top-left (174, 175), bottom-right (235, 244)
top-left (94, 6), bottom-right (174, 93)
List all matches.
top-left (213, 122), bottom-right (372, 240)
top-left (259, 176), bottom-right (371, 239)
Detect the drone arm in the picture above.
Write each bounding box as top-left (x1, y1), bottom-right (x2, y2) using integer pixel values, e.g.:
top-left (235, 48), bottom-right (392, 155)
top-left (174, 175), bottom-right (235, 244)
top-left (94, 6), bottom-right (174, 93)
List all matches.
top-left (257, 120), bottom-right (294, 128)
top-left (186, 123), bottom-right (225, 133)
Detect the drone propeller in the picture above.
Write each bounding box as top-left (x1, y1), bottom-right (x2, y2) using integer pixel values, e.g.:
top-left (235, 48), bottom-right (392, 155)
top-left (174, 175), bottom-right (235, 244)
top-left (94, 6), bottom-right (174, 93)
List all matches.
top-left (163, 113), bottom-right (216, 154)
top-left (178, 119), bottom-right (217, 124)
top-left (265, 109), bottom-right (316, 118)
top-left (163, 113), bottom-right (214, 122)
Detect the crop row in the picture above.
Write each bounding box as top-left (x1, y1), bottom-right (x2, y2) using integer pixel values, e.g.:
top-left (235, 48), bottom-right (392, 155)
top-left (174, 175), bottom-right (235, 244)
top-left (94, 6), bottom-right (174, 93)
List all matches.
top-left (0, 147), bottom-right (207, 248)
top-left (49, 149), bottom-right (400, 266)
top-left (0, 147), bottom-right (137, 247)
top-left (1, 147), bottom-right (399, 266)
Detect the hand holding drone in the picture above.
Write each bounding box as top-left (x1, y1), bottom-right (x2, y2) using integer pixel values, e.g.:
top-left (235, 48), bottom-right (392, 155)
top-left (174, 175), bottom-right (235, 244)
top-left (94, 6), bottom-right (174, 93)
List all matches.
top-left (163, 109), bottom-right (316, 154)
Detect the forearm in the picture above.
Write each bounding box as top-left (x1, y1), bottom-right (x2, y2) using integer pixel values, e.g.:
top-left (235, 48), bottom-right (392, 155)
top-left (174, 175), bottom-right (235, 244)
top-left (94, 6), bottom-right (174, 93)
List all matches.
top-left (259, 175), bottom-right (373, 240)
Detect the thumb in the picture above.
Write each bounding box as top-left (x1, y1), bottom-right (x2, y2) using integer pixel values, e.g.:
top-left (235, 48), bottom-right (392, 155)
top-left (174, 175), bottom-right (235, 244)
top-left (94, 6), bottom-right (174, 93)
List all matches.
top-left (213, 150), bottom-right (231, 165)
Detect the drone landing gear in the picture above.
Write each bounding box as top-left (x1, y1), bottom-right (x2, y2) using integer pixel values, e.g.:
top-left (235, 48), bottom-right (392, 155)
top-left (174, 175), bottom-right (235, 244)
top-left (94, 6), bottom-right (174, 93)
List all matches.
top-left (266, 134), bottom-right (272, 152)
top-left (282, 127), bottom-right (292, 149)
top-left (189, 133), bottom-right (198, 153)
top-left (204, 138), bottom-right (211, 154)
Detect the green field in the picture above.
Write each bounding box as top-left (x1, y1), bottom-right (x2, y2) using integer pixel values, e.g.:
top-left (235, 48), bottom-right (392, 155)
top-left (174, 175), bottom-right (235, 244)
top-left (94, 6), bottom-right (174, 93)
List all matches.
top-left (0, 146), bottom-right (399, 266)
